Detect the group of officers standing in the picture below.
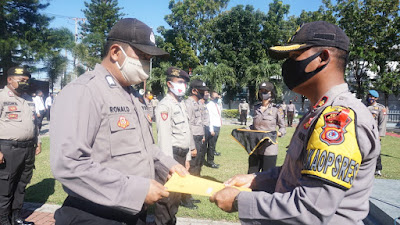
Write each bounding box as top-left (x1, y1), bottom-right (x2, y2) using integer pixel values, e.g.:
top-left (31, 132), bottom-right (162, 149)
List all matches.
top-left (0, 18), bottom-right (387, 225)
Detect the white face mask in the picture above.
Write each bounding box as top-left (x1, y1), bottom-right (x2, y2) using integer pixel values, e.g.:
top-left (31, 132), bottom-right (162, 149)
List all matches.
top-left (116, 46), bottom-right (150, 85)
top-left (169, 81), bottom-right (186, 96)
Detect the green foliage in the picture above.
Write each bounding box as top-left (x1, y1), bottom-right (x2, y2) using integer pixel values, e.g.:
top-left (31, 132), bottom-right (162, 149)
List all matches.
top-left (221, 109), bottom-right (239, 118)
top-left (192, 63), bottom-right (236, 93)
top-left (80, 0), bottom-right (125, 68)
top-left (46, 54), bottom-right (68, 92)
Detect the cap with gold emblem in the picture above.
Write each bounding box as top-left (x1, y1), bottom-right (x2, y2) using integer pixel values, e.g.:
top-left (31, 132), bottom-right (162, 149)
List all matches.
top-left (166, 66), bottom-right (190, 82)
top-left (7, 66), bottom-right (31, 78)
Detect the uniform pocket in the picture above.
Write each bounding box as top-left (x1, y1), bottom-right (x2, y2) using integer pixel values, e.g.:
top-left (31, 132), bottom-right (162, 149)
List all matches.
top-left (0, 171), bottom-right (11, 195)
top-left (109, 114), bottom-right (141, 157)
top-left (172, 115), bottom-right (186, 134)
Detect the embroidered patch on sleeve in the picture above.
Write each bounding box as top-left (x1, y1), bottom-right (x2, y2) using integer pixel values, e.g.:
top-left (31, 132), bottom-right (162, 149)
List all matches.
top-left (161, 111), bottom-right (168, 121)
top-left (302, 106), bottom-right (361, 190)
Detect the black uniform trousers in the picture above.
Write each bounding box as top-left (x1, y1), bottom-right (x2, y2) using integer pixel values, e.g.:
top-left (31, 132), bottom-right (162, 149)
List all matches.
top-left (240, 110), bottom-right (247, 125)
top-left (37, 110), bottom-right (45, 131)
top-left (154, 147), bottom-right (188, 225)
top-left (0, 140), bottom-right (36, 216)
top-left (206, 126), bottom-right (220, 164)
top-left (54, 195), bottom-right (147, 225)
top-left (189, 135), bottom-right (206, 176)
top-left (287, 111), bottom-right (294, 127)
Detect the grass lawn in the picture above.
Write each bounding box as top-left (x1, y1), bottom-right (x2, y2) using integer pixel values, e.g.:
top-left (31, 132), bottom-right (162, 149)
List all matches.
top-left (25, 125), bottom-right (400, 222)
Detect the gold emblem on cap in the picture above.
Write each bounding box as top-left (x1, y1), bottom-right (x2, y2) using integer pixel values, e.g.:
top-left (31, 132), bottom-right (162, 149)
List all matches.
top-left (15, 68), bottom-right (24, 74)
top-left (171, 69), bottom-right (180, 76)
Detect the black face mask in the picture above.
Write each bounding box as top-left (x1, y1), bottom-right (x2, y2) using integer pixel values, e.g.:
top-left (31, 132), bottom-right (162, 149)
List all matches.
top-left (14, 80), bottom-right (30, 94)
top-left (196, 90), bottom-right (205, 100)
top-left (259, 92), bottom-right (271, 101)
top-left (282, 51), bottom-right (329, 90)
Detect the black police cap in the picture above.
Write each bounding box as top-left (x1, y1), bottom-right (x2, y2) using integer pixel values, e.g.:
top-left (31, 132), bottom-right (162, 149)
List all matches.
top-left (166, 67), bottom-right (190, 82)
top-left (7, 67), bottom-right (31, 78)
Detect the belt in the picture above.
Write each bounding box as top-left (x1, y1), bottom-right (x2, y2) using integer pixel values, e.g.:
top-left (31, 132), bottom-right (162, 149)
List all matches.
top-left (172, 146), bottom-right (189, 157)
top-left (0, 139), bottom-right (36, 148)
top-left (63, 196), bottom-right (146, 223)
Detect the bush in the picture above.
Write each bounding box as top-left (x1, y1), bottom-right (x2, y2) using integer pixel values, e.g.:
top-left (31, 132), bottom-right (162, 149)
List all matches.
top-left (222, 109), bottom-right (239, 118)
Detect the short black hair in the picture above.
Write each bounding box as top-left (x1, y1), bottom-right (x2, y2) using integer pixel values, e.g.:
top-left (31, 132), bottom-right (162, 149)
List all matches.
top-left (314, 47), bottom-right (348, 73)
top-left (102, 41), bottom-right (130, 59)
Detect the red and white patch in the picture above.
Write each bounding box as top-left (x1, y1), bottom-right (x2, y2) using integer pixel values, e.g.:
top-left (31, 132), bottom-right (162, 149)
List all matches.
top-left (303, 117), bottom-right (314, 129)
top-left (161, 111), bottom-right (168, 121)
top-left (320, 109), bottom-right (351, 145)
top-left (117, 116), bottom-right (130, 129)
top-left (8, 106), bottom-right (17, 111)
top-left (8, 114), bottom-right (18, 119)
top-left (8, 91), bottom-right (14, 97)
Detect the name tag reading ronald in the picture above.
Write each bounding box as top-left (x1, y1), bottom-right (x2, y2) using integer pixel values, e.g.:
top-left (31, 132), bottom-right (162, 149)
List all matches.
top-left (165, 173), bottom-right (251, 197)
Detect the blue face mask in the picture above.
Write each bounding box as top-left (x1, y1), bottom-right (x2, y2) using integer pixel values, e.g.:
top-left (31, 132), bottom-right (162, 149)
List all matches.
top-left (367, 97), bottom-right (375, 105)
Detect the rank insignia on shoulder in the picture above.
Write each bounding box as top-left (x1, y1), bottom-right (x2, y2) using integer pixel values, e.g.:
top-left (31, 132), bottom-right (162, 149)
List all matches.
top-left (314, 96), bottom-right (328, 109)
top-left (161, 111), bottom-right (168, 121)
top-left (117, 116), bottom-right (130, 129)
top-left (105, 75), bottom-right (116, 87)
top-left (8, 91), bottom-right (14, 97)
top-left (8, 106), bottom-right (17, 111)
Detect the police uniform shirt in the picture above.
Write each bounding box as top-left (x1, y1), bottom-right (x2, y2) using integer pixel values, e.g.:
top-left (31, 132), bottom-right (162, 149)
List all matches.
top-left (0, 86), bottom-right (37, 141)
top-left (367, 102), bottom-right (387, 137)
top-left (237, 83), bottom-right (380, 224)
top-left (252, 103), bottom-right (286, 156)
top-left (286, 103), bottom-right (296, 112)
top-left (200, 100), bottom-right (210, 128)
top-left (155, 93), bottom-right (193, 161)
top-left (239, 102), bottom-right (249, 112)
top-left (50, 64), bottom-right (177, 214)
top-left (185, 97), bottom-right (204, 136)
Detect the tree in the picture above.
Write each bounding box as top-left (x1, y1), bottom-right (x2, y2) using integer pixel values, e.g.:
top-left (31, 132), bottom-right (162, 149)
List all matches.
top-left (0, 0), bottom-right (52, 86)
top-left (46, 54), bottom-right (68, 93)
top-left (80, 0), bottom-right (124, 68)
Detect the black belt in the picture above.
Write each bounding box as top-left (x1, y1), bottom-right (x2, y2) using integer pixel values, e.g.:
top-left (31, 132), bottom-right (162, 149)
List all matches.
top-left (172, 146), bottom-right (189, 157)
top-left (0, 139), bottom-right (36, 148)
top-left (63, 196), bottom-right (146, 224)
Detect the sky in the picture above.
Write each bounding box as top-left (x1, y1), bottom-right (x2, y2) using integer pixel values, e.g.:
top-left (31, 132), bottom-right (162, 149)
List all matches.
top-left (43, 0), bottom-right (326, 36)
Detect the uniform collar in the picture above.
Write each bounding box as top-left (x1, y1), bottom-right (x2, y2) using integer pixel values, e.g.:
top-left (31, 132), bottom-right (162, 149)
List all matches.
top-left (166, 92), bottom-right (180, 103)
top-left (312, 83), bottom-right (349, 110)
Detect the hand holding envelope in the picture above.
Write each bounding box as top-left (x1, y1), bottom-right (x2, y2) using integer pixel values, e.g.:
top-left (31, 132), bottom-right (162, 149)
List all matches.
top-left (164, 173), bottom-right (251, 197)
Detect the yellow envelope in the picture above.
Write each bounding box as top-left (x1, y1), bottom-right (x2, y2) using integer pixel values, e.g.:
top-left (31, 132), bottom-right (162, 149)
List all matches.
top-left (165, 173), bottom-right (251, 197)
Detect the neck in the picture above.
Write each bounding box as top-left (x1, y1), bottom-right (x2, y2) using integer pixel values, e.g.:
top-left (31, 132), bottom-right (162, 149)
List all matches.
top-left (191, 95), bottom-right (199, 102)
top-left (262, 100), bottom-right (270, 107)
top-left (102, 60), bottom-right (129, 87)
top-left (168, 91), bottom-right (180, 102)
top-left (7, 84), bottom-right (21, 97)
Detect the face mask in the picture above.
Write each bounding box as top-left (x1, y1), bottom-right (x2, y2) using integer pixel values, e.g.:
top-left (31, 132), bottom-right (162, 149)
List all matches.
top-left (196, 90), bottom-right (205, 100)
top-left (259, 92), bottom-right (272, 101)
top-left (116, 46), bottom-right (150, 85)
top-left (212, 98), bottom-right (219, 103)
top-left (169, 81), bottom-right (186, 96)
top-left (204, 94), bottom-right (210, 100)
top-left (367, 97), bottom-right (375, 105)
top-left (11, 78), bottom-right (30, 94)
top-left (282, 51), bottom-right (329, 90)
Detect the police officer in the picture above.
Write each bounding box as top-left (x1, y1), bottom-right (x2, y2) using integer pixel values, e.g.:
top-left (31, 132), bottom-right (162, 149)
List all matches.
top-left (185, 79), bottom-right (209, 174)
top-left (238, 99), bottom-right (249, 125)
top-left (50, 18), bottom-right (188, 225)
top-left (366, 90), bottom-right (387, 176)
top-left (249, 81), bottom-right (285, 174)
top-left (211, 21), bottom-right (380, 224)
top-left (286, 100), bottom-right (296, 127)
top-left (154, 67), bottom-right (196, 224)
top-left (0, 67), bottom-right (41, 225)
top-left (144, 90), bottom-right (154, 121)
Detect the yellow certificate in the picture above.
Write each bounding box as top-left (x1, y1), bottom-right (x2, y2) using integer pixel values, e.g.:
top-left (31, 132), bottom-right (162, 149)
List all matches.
top-left (165, 173), bottom-right (251, 197)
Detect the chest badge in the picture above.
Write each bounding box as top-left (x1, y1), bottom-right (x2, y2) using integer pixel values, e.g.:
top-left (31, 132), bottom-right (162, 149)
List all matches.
top-left (117, 116), bottom-right (130, 129)
top-left (161, 111), bottom-right (168, 121)
top-left (8, 106), bottom-right (18, 111)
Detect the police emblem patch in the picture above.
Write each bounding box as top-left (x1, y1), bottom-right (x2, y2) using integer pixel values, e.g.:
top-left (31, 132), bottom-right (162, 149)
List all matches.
top-left (161, 111), bottom-right (168, 121)
top-left (117, 116), bottom-right (130, 129)
top-left (320, 108), bottom-right (351, 145)
top-left (8, 106), bottom-right (17, 111)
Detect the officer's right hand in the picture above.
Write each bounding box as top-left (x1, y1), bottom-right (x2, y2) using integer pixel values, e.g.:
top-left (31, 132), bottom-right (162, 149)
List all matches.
top-left (144, 180), bottom-right (169, 205)
top-left (0, 151), bottom-right (4, 164)
top-left (224, 174), bottom-right (256, 189)
top-left (211, 131), bottom-right (215, 136)
top-left (191, 149), bottom-right (197, 157)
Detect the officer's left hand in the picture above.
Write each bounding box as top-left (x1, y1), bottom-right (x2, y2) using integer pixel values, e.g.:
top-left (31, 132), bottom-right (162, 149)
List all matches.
top-left (169, 164), bottom-right (189, 178)
top-left (191, 149), bottom-right (197, 157)
top-left (210, 187), bottom-right (240, 212)
top-left (0, 151), bottom-right (4, 164)
top-left (35, 143), bottom-right (42, 155)
top-left (185, 161), bottom-right (190, 170)
top-left (277, 131), bottom-right (282, 137)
